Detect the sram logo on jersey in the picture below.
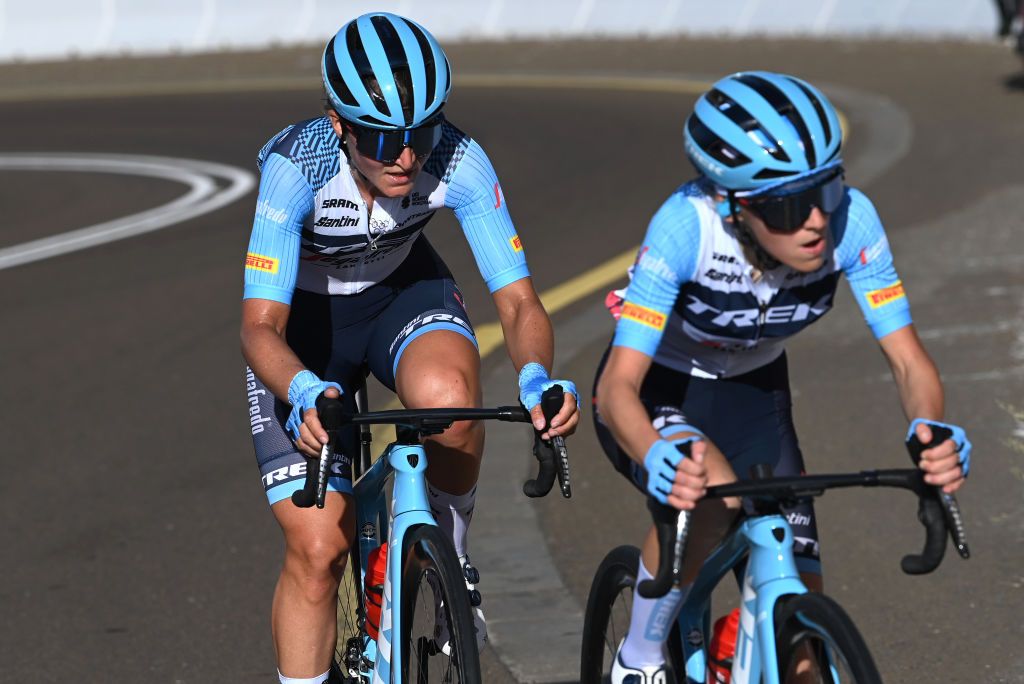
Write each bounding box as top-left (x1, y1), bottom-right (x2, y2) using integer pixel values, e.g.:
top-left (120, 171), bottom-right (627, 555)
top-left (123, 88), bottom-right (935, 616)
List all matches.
top-left (245, 252), bottom-right (279, 274)
top-left (621, 302), bottom-right (667, 331)
top-left (510, 235), bottom-right (523, 252)
top-left (321, 198), bottom-right (359, 210)
top-left (865, 281), bottom-right (905, 308)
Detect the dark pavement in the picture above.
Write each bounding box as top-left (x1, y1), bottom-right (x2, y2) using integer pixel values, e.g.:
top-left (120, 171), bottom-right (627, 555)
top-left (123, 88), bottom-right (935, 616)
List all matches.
top-left (1, 36), bottom-right (1022, 683)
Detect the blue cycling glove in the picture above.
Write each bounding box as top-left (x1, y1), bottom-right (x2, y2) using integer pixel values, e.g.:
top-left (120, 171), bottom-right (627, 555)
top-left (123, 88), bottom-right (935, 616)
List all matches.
top-left (286, 370), bottom-right (343, 442)
top-left (643, 437), bottom-right (701, 504)
top-left (905, 418), bottom-right (971, 478)
top-left (517, 362), bottom-right (579, 413)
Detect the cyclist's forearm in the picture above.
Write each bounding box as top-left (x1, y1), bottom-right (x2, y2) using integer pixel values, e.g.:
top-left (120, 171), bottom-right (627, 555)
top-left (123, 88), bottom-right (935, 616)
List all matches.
top-left (892, 359), bottom-right (945, 423)
top-left (495, 287), bottom-right (554, 372)
top-left (597, 375), bottom-right (659, 465)
top-left (241, 322), bottom-right (307, 402)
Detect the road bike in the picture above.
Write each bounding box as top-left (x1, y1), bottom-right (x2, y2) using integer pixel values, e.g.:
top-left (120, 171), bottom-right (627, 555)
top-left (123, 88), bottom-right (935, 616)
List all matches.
top-left (290, 379), bottom-right (572, 683)
top-left (580, 429), bottom-right (970, 683)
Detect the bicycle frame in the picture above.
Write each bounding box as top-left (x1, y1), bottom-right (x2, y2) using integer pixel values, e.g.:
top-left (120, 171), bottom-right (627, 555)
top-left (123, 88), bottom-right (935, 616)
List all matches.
top-left (674, 514), bottom-right (807, 684)
top-left (350, 439), bottom-right (435, 684)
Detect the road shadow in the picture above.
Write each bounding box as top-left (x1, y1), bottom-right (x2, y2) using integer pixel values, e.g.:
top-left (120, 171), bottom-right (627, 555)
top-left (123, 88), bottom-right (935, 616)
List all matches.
top-left (1003, 71), bottom-right (1024, 91)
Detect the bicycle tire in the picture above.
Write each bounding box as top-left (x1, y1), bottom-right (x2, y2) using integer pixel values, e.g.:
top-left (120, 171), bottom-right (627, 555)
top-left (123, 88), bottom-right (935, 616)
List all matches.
top-left (774, 593), bottom-right (882, 684)
top-left (399, 524), bottom-right (481, 683)
top-left (335, 546), bottom-right (365, 681)
top-left (579, 545), bottom-right (685, 683)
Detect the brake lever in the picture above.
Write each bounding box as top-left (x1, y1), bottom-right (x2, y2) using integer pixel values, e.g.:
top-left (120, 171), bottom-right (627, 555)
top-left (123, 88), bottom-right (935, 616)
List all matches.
top-left (906, 426), bottom-right (971, 561)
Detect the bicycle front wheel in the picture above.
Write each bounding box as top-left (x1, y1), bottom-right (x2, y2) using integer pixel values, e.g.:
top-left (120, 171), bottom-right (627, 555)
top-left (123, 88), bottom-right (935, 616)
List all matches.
top-left (774, 593), bottom-right (882, 684)
top-left (579, 545), bottom-right (684, 683)
top-left (399, 524), bottom-right (481, 683)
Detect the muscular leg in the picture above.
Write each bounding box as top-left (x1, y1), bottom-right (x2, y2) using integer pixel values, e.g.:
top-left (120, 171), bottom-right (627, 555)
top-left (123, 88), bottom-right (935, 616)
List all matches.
top-left (394, 330), bottom-right (484, 494)
top-left (270, 493), bottom-right (356, 679)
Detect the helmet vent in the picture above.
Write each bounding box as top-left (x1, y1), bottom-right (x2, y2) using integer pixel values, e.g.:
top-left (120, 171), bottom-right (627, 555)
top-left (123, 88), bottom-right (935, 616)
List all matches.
top-left (687, 116), bottom-right (751, 169)
top-left (407, 21), bottom-right (437, 109)
top-left (324, 37), bottom-right (358, 108)
top-left (789, 78), bottom-right (834, 148)
top-left (708, 88), bottom-right (790, 164)
top-left (737, 74), bottom-right (816, 168)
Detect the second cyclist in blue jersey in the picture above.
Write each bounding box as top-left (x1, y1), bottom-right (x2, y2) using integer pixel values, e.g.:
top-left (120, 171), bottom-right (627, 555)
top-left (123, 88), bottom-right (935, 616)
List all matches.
top-left (593, 71), bottom-right (972, 683)
top-left (239, 13), bottom-right (579, 684)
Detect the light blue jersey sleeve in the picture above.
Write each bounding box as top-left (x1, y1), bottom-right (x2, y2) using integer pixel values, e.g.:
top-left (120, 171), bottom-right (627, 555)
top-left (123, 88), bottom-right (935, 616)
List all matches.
top-left (612, 193), bottom-right (701, 357)
top-left (443, 139), bottom-right (530, 293)
top-left (242, 153), bottom-right (314, 305)
top-left (834, 188), bottom-right (912, 339)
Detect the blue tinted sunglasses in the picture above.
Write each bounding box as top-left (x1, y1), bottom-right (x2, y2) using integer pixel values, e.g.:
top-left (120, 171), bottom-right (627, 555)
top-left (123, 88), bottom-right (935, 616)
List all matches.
top-left (347, 116), bottom-right (443, 165)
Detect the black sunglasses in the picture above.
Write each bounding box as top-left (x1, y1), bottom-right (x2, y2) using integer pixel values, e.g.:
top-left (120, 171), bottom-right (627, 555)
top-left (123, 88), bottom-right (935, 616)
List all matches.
top-left (739, 169), bottom-right (845, 232)
top-left (348, 116), bottom-right (444, 165)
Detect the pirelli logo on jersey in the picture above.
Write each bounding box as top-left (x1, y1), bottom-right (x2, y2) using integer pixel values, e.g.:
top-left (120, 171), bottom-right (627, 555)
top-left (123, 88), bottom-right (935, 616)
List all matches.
top-left (865, 281), bottom-right (905, 309)
top-left (510, 235), bottom-right (523, 252)
top-left (621, 302), bottom-right (667, 331)
top-left (246, 252), bottom-right (279, 274)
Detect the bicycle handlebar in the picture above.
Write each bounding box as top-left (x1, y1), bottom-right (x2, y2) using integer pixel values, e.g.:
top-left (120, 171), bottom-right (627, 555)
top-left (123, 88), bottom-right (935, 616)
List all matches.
top-left (523, 385), bottom-right (573, 499)
top-left (640, 433), bottom-right (971, 597)
top-left (290, 389), bottom-right (572, 508)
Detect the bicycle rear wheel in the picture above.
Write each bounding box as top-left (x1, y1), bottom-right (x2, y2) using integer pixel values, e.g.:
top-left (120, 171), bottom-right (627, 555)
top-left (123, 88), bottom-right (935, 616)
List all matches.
top-left (774, 593), bottom-right (882, 684)
top-left (335, 547), bottom-right (365, 680)
top-left (400, 524), bottom-right (481, 683)
top-left (579, 545), bottom-right (685, 683)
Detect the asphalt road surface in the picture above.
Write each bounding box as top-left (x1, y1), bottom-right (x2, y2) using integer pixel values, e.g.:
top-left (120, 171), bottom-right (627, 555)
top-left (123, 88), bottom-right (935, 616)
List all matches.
top-left (2, 36), bottom-right (1023, 683)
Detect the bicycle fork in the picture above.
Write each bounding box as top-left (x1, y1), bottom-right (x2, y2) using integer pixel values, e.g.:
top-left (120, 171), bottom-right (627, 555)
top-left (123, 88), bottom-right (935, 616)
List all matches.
top-left (675, 515), bottom-right (807, 684)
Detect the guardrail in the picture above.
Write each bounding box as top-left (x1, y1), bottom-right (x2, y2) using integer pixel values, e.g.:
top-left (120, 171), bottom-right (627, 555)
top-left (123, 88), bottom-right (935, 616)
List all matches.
top-left (0, 0), bottom-right (1001, 63)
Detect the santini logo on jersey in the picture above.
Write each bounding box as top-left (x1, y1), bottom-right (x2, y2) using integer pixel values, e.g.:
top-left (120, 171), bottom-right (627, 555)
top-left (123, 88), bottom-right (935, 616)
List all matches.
top-left (245, 252), bottom-right (279, 274)
top-left (865, 281), bottom-right (905, 308)
top-left (315, 215), bottom-right (359, 228)
top-left (621, 302), bottom-right (667, 331)
top-left (255, 199), bottom-right (289, 224)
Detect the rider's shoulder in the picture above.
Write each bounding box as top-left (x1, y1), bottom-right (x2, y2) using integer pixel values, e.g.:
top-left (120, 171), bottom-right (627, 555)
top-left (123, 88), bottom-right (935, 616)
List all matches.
top-left (423, 118), bottom-right (476, 183)
top-left (256, 117), bottom-right (337, 172)
top-left (649, 178), bottom-right (713, 231)
top-left (830, 186), bottom-right (885, 244)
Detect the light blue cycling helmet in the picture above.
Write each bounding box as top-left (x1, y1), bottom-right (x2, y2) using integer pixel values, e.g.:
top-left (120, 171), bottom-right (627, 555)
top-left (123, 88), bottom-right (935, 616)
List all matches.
top-left (322, 12), bottom-right (451, 130)
top-left (684, 71), bottom-right (842, 193)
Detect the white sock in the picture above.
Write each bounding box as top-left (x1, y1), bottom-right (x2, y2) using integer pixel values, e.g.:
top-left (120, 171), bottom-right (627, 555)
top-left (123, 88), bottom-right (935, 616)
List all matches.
top-left (619, 559), bottom-right (689, 668)
top-left (426, 480), bottom-right (476, 559)
top-left (278, 669), bottom-right (330, 684)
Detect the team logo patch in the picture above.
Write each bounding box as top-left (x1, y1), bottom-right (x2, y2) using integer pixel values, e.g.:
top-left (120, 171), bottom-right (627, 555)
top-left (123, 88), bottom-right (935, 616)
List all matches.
top-left (510, 235), bottom-right (523, 252)
top-left (245, 252), bottom-right (279, 274)
top-left (865, 281), bottom-right (905, 308)
top-left (621, 302), bottom-right (667, 330)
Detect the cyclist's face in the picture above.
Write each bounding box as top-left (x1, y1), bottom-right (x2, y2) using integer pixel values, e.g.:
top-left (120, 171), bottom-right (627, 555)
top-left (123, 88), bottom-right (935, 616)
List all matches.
top-left (741, 205), bottom-right (831, 272)
top-left (328, 111), bottom-right (427, 199)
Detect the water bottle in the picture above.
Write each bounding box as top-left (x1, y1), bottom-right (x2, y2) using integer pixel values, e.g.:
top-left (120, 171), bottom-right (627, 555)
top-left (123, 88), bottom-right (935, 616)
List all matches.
top-left (364, 543), bottom-right (388, 641)
top-left (707, 608), bottom-right (739, 683)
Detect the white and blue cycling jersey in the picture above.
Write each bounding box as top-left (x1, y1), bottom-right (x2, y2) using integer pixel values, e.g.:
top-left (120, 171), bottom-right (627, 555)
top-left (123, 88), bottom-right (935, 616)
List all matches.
top-left (613, 179), bottom-right (912, 379)
top-left (242, 116), bottom-right (529, 301)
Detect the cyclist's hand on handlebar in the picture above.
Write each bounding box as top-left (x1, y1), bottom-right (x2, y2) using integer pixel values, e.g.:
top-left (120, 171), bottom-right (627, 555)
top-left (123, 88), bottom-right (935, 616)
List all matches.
top-left (643, 437), bottom-right (707, 511)
top-left (906, 419), bottom-right (970, 494)
top-left (518, 363), bottom-right (579, 439)
top-left (286, 370), bottom-right (343, 457)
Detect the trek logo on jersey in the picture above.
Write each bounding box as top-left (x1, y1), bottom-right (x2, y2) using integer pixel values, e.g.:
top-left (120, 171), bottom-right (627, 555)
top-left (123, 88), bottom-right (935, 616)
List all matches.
top-left (865, 281), bottom-right (905, 308)
top-left (859, 236), bottom-right (889, 265)
top-left (685, 293), bottom-right (832, 327)
top-left (245, 252), bottom-right (279, 274)
top-left (255, 199), bottom-right (289, 224)
top-left (621, 302), bottom-right (667, 331)
top-left (510, 235), bottom-right (523, 252)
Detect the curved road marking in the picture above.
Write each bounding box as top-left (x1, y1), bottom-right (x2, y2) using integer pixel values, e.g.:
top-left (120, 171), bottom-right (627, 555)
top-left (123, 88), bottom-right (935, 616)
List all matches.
top-left (0, 153), bottom-right (255, 270)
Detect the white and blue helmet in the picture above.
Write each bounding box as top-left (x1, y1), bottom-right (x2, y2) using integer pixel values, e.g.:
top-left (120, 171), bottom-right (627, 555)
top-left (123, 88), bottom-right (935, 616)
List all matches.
top-left (322, 12), bottom-right (451, 130)
top-left (684, 71), bottom-right (843, 193)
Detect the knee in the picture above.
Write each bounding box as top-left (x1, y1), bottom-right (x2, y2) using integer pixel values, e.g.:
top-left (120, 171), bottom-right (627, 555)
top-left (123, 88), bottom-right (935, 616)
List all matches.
top-left (405, 369), bottom-right (481, 444)
top-left (283, 536), bottom-right (350, 603)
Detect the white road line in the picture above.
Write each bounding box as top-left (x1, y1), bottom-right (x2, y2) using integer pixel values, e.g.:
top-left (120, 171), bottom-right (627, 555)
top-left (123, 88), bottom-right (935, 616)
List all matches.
top-left (0, 153), bottom-right (256, 271)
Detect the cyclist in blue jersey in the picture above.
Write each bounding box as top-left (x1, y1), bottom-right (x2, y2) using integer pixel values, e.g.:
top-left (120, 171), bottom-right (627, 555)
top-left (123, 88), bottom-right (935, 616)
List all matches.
top-left (239, 13), bottom-right (579, 684)
top-left (592, 71), bottom-right (972, 683)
